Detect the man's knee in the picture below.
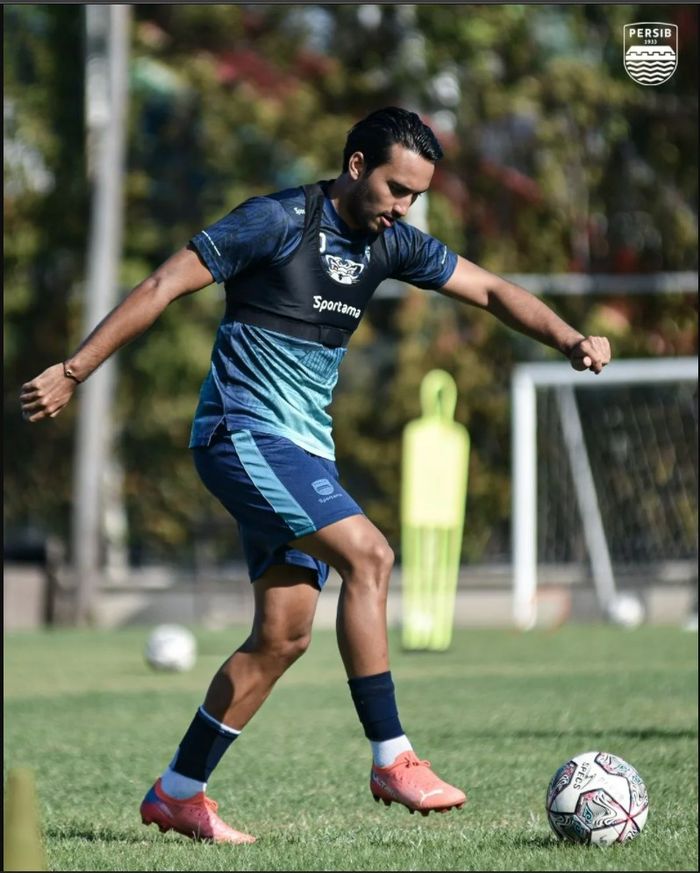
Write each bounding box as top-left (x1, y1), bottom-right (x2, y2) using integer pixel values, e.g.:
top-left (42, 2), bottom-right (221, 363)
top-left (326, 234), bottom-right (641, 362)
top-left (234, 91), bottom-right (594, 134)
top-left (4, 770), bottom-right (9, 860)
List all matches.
top-left (253, 628), bottom-right (312, 671)
top-left (346, 535), bottom-right (395, 583)
top-left (277, 631), bottom-right (312, 665)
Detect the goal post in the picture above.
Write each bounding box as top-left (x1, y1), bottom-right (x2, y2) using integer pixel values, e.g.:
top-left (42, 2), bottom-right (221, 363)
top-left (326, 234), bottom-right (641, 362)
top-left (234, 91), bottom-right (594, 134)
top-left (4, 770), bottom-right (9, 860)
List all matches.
top-left (512, 357), bottom-right (698, 630)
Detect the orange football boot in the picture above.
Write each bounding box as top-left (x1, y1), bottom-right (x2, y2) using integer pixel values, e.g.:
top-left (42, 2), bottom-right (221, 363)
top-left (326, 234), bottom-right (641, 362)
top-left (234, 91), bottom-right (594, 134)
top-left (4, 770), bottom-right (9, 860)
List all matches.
top-left (370, 751), bottom-right (467, 816)
top-left (140, 778), bottom-right (256, 844)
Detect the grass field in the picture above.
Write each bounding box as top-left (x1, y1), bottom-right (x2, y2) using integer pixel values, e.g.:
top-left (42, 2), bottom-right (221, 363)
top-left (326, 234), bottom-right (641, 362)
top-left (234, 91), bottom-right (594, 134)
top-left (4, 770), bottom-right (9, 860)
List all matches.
top-left (4, 624), bottom-right (698, 871)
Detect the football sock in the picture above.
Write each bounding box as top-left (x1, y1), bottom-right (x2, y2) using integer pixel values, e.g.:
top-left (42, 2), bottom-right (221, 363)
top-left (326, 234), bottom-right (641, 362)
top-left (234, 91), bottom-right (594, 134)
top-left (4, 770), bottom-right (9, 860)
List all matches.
top-left (160, 762), bottom-right (207, 800)
top-left (348, 671), bottom-right (412, 765)
top-left (161, 705), bottom-right (240, 799)
top-left (371, 735), bottom-right (413, 768)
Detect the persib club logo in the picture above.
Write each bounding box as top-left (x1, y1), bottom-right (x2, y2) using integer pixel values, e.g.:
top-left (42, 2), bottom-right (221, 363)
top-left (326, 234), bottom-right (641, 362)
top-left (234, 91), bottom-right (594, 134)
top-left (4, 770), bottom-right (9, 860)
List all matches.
top-left (312, 478), bottom-right (335, 497)
top-left (624, 23), bottom-right (678, 86)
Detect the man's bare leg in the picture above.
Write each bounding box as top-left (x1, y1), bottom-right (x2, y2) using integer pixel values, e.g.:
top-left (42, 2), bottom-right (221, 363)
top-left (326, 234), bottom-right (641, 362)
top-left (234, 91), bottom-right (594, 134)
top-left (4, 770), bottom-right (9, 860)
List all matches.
top-left (141, 563), bottom-right (321, 842)
top-left (293, 515), bottom-right (467, 815)
top-left (293, 514), bottom-right (393, 678)
top-left (203, 564), bottom-right (321, 727)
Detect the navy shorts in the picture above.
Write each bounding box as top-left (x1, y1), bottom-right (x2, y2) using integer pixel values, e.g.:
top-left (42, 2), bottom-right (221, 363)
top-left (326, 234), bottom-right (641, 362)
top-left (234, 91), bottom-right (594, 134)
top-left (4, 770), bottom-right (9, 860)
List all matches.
top-left (192, 430), bottom-right (364, 589)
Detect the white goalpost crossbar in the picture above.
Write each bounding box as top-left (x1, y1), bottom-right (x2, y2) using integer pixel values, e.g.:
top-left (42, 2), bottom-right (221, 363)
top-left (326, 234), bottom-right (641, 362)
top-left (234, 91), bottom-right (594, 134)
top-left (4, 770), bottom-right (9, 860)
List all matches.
top-left (511, 356), bottom-right (698, 630)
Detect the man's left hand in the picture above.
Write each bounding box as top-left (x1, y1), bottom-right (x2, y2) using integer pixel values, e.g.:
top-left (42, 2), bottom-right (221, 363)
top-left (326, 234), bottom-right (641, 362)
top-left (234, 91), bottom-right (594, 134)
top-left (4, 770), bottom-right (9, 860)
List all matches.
top-left (568, 336), bottom-right (611, 374)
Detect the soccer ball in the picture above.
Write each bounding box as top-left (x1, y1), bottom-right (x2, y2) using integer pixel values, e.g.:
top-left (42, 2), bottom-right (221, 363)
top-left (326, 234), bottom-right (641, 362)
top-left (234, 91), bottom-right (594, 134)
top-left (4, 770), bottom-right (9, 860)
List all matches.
top-left (607, 593), bottom-right (645, 629)
top-left (144, 624), bottom-right (197, 672)
top-left (546, 751), bottom-right (648, 846)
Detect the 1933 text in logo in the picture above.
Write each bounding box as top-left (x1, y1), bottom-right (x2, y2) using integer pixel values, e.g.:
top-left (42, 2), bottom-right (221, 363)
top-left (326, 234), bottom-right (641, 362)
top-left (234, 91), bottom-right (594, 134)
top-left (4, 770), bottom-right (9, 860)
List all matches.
top-left (624, 23), bottom-right (678, 86)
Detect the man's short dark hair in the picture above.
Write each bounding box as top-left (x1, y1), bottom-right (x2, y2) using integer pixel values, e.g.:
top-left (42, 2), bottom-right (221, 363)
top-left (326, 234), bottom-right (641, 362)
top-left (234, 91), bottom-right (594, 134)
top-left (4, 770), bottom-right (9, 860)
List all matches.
top-left (342, 107), bottom-right (443, 174)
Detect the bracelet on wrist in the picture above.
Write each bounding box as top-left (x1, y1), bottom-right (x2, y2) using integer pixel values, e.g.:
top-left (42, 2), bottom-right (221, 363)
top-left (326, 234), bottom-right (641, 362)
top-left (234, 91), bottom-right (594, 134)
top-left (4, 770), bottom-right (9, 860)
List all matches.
top-left (63, 362), bottom-right (82, 384)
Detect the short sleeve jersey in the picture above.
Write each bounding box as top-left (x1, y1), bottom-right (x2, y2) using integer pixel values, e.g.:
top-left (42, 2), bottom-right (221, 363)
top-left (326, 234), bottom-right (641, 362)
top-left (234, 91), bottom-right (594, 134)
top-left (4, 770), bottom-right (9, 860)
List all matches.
top-left (189, 183), bottom-right (458, 459)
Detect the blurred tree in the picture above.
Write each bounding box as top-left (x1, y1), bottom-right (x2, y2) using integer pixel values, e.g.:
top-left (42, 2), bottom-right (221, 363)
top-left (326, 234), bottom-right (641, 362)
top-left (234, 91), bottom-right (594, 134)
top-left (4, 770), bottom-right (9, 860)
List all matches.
top-left (4, 4), bottom-right (697, 566)
top-left (332, 3), bottom-right (697, 557)
top-left (5, 5), bottom-right (87, 548)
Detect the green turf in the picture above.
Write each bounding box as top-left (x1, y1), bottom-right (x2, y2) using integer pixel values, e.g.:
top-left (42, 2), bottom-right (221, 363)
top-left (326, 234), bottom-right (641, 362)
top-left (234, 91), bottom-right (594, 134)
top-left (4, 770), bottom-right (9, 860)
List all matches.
top-left (4, 624), bottom-right (698, 871)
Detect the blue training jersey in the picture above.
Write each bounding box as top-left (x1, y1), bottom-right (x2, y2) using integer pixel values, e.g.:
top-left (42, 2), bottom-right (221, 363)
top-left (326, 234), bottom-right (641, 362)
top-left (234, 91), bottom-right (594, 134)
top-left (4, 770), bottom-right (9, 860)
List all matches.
top-left (189, 184), bottom-right (458, 459)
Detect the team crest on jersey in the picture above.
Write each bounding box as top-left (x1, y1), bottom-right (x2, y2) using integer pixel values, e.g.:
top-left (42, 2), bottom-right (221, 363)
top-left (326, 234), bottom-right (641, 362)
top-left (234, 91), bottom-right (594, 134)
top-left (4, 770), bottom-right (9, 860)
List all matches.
top-left (325, 254), bottom-right (365, 285)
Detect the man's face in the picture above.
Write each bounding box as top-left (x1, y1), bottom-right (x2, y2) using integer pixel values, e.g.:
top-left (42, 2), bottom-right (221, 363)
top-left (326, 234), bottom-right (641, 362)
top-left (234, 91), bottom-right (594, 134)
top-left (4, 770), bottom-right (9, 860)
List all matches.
top-left (344, 144), bottom-right (435, 234)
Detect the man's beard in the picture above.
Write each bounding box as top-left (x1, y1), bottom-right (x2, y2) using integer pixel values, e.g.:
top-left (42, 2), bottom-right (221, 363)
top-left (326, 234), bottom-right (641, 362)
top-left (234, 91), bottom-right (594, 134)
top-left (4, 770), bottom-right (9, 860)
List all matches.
top-left (344, 175), bottom-right (377, 233)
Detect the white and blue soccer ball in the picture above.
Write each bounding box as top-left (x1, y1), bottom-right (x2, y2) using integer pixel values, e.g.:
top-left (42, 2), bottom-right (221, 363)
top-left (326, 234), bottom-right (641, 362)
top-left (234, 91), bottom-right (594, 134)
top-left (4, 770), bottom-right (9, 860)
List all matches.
top-left (546, 751), bottom-right (648, 846)
top-left (144, 624), bottom-right (197, 672)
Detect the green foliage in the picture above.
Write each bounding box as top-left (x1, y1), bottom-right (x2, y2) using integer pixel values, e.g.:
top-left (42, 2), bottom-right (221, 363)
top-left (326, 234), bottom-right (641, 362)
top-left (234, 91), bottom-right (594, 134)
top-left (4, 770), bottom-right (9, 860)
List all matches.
top-left (4, 5), bottom-right (87, 543)
top-left (4, 5), bottom-right (697, 563)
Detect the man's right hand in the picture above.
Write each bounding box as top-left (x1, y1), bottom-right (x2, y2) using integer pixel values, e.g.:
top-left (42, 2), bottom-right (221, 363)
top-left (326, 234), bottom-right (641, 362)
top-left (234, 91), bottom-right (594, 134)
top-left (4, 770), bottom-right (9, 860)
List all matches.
top-left (18, 248), bottom-right (215, 424)
top-left (20, 363), bottom-right (79, 422)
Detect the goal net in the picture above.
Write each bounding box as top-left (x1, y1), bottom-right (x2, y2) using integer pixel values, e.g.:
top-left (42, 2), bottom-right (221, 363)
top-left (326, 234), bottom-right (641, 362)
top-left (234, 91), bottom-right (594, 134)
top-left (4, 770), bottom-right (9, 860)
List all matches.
top-left (511, 357), bottom-right (698, 629)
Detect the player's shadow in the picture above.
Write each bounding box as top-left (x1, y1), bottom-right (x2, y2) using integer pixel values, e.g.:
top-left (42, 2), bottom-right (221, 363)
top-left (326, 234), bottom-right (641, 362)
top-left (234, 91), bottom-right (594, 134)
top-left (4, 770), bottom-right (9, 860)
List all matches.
top-left (44, 825), bottom-right (137, 843)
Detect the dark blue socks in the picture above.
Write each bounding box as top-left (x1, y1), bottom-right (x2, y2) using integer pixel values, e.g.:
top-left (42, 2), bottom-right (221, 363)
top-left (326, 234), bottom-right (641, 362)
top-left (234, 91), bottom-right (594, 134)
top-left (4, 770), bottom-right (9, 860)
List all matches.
top-left (172, 706), bottom-right (240, 782)
top-left (348, 671), bottom-right (404, 741)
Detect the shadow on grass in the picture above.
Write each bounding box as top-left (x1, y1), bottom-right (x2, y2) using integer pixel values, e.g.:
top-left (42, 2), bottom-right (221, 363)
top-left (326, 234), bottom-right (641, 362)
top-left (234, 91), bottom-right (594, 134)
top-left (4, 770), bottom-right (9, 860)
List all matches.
top-left (462, 727), bottom-right (697, 741)
top-left (507, 834), bottom-right (560, 848)
top-left (508, 834), bottom-right (609, 851)
top-left (45, 826), bottom-right (145, 843)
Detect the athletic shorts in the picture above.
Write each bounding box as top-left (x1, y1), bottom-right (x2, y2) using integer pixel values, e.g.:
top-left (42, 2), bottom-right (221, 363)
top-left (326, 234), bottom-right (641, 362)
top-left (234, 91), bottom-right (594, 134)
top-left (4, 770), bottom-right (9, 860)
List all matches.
top-left (192, 429), bottom-right (364, 589)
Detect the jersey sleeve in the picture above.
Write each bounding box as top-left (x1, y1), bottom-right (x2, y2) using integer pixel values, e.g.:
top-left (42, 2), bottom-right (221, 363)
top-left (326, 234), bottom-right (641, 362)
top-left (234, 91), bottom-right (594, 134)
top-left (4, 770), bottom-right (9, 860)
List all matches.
top-left (388, 222), bottom-right (458, 290)
top-left (190, 196), bottom-right (297, 284)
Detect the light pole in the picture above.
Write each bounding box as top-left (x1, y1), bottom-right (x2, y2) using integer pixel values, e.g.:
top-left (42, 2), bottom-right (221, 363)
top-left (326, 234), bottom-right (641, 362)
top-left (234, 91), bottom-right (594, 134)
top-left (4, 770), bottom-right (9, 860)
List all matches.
top-left (72, 5), bottom-right (130, 625)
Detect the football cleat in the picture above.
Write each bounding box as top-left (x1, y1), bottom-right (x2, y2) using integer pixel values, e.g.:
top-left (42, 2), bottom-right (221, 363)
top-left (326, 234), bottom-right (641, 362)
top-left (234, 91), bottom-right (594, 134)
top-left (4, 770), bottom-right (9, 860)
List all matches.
top-left (370, 751), bottom-right (467, 816)
top-left (140, 778), bottom-right (256, 844)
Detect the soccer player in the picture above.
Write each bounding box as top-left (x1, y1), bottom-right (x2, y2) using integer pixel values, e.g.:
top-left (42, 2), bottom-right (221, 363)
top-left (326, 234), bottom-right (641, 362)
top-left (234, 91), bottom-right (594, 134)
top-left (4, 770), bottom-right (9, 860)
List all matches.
top-left (20, 107), bottom-right (611, 844)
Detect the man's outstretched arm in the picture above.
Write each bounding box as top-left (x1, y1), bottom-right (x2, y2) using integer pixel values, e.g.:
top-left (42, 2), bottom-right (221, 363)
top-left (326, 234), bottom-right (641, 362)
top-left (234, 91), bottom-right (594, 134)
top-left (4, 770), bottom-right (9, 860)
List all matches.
top-left (439, 256), bottom-right (611, 373)
top-left (20, 246), bottom-right (214, 422)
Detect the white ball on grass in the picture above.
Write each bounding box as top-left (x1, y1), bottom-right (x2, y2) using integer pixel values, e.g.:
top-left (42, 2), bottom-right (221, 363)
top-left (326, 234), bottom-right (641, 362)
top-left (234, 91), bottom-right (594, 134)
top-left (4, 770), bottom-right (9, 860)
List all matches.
top-left (546, 750), bottom-right (648, 846)
top-left (607, 593), bottom-right (645, 628)
top-left (144, 624), bottom-right (197, 672)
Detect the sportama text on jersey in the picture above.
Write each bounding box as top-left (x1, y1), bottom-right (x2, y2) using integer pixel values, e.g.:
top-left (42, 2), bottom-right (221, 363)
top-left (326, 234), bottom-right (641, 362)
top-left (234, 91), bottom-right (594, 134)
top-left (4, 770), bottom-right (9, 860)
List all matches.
top-left (189, 182), bottom-right (457, 459)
